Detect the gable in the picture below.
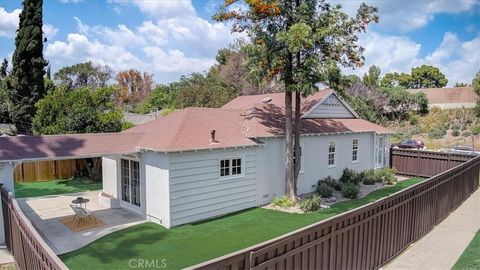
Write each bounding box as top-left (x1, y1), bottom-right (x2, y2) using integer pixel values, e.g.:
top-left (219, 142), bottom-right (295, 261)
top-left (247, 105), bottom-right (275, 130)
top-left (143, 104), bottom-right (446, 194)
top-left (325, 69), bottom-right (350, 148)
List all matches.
top-left (302, 92), bottom-right (358, 119)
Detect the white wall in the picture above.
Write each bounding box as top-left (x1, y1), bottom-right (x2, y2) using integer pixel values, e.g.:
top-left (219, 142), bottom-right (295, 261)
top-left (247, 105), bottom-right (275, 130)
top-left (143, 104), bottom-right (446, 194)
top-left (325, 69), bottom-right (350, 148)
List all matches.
top-left (143, 152), bottom-right (170, 227)
top-left (0, 162), bottom-right (16, 244)
top-left (304, 94), bottom-right (355, 119)
top-left (255, 138), bottom-right (285, 205)
top-left (168, 148), bottom-right (257, 227)
top-left (102, 156), bottom-right (119, 198)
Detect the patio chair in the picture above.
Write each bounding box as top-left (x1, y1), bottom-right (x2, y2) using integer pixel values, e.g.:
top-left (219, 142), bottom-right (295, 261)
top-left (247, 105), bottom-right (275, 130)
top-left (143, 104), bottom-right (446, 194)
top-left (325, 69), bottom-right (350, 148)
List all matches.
top-left (69, 204), bottom-right (97, 227)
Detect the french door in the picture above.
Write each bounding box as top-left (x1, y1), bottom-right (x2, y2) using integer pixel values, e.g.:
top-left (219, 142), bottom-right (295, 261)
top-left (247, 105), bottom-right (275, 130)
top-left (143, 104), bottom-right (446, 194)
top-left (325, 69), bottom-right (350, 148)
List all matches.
top-left (121, 159), bottom-right (141, 207)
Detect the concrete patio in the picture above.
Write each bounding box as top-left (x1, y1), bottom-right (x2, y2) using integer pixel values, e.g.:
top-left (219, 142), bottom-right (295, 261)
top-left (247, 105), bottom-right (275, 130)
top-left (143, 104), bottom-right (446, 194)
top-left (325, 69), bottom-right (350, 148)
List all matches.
top-left (16, 190), bottom-right (146, 255)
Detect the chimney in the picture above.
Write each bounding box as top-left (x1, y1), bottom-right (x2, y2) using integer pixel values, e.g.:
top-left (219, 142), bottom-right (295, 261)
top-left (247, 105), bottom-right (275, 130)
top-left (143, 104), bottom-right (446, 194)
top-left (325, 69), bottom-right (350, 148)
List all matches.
top-left (210, 130), bottom-right (216, 143)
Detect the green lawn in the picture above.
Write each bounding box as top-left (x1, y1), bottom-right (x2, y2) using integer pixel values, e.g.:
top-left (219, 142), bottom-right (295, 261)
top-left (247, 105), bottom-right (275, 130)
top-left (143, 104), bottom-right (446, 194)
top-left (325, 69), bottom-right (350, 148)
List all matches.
top-left (452, 229), bottom-right (480, 270)
top-left (15, 178), bottom-right (102, 198)
top-left (61, 178), bottom-right (422, 270)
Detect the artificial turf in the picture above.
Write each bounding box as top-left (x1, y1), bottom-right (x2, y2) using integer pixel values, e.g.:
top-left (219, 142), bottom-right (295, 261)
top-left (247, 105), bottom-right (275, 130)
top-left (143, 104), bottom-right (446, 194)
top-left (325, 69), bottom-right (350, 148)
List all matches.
top-left (14, 179), bottom-right (102, 198)
top-left (452, 229), bottom-right (480, 270)
top-left (60, 178), bottom-right (422, 270)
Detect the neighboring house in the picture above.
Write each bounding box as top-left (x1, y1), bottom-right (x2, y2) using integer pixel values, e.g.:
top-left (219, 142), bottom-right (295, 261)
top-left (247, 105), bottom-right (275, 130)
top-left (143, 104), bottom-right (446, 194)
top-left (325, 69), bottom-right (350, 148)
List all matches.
top-left (0, 89), bottom-right (391, 230)
top-left (123, 112), bottom-right (157, 126)
top-left (408, 86), bottom-right (477, 109)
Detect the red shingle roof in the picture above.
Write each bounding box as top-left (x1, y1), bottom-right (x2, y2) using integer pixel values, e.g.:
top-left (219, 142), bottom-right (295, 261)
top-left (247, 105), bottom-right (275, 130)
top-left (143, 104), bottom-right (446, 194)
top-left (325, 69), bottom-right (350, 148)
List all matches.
top-left (408, 87), bottom-right (477, 104)
top-left (0, 133), bottom-right (139, 161)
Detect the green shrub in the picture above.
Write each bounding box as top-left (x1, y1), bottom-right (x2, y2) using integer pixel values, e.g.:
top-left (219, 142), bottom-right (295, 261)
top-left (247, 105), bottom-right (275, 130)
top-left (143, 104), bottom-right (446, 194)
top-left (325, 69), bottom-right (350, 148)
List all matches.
top-left (339, 168), bottom-right (362, 185)
top-left (462, 131), bottom-right (471, 137)
top-left (409, 115), bottom-right (419, 125)
top-left (299, 194), bottom-right (321, 212)
top-left (428, 128), bottom-right (447, 139)
top-left (318, 176), bottom-right (342, 191)
top-left (376, 167), bottom-right (397, 185)
top-left (362, 169), bottom-right (377, 185)
top-left (471, 124), bottom-right (480, 135)
top-left (410, 126), bottom-right (422, 135)
top-left (452, 129), bottom-right (460, 137)
top-left (451, 124), bottom-right (461, 130)
top-left (271, 196), bottom-right (295, 208)
top-left (341, 184), bottom-right (359, 199)
top-left (316, 182), bottom-right (334, 198)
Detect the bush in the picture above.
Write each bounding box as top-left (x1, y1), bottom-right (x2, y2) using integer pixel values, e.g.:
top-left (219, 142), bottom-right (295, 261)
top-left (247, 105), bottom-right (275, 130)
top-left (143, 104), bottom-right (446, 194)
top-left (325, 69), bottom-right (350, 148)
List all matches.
top-left (271, 196), bottom-right (295, 209)
top-left (409, 115), bottom-right (419, 125)
top-left (318, 176), bottom-right (342, 191)
top-left (362, 169), bottom-right (377, 185)
top-left (299, 194), bottom-right (321, 212)
top-left (462, 131), bottom-right (471, 137)
top-left (452, 129), bottom-right (460, 137)
top-left (376, 167), bottom-right (397, 185)
top-left (341, 184), bottom-right (359, 199)
top-left (316, 182), bottom-right (334, 198)
top-left (471, 124), bottom-right (480, 135)
top-left (339, 168), bottom-right (362, 185)
top-left (428, 128), bottom-right (447, 139)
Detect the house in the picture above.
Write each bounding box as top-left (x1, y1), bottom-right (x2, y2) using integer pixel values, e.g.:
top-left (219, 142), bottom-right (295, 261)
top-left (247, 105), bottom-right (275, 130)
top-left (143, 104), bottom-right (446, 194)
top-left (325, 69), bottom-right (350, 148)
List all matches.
top-left (408, 86), bottom-right (477, 109)
top-left (0, 89), bottom-right (391, 230)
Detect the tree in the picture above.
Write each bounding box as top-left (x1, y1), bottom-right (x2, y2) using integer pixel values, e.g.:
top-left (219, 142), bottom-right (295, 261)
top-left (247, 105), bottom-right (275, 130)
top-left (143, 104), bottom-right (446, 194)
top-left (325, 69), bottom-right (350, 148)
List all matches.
top-left (115, 69), bottom-right (154, 105)
top-left (134, 85), bottom-right (174, 114)
top-left (6, 0), bottom-right (48, 134)
top-left (216, 0), bottom-right (378, 199)
top-left (380, 72), bottom-right (412, 88)
top-left (472, 71), bottom-right (480, 117)
top-left (53, 61), bottom-right (112, 90)
top-left (363, 65), bottom-right (381, 88)
top-left (0, 59), bottom-right (8, 79)
top-left (410, 65), bottom-right (448, 89)
top-left (454, 82), bottom-right (468, 87)
top-left (32, 86), bottom-right (125, 135)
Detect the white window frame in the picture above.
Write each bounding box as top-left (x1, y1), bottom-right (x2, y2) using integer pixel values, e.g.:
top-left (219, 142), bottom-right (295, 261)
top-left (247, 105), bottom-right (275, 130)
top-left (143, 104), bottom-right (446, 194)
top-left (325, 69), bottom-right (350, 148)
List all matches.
top-left (328, 141), bottom-right (336, 168)
top-left (120, 158), bottom-right (141, 207)
top-left (352, 139), bottom-right (359, 163)
top-left (219, 156), bottom-right (245, 180)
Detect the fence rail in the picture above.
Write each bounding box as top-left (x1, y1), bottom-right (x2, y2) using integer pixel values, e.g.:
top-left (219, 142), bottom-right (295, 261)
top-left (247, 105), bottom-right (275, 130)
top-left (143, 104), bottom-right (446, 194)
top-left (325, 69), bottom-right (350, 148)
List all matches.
top-left (390, 148), bottom-right (474, 177)
top-left (190, 153), bottom-right (480, 270)
top-left (1, 185), bottom-right (67, 270)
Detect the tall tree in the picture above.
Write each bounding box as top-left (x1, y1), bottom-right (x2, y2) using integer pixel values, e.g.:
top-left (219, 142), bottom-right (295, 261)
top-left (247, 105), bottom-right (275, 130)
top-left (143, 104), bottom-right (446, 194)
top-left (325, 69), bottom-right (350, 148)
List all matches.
top-left (216, 0), bottom-right (378, 199)
top-left (115, 69), bottom-right (154, 105)
top-left (380, 72), bottom-right (412, 88)
top-left (0, 59), bottom-right (8, 79)
top-left (362, 65), bottom-right (381, 88)
top-left (473, 71), bottom-right (480, 117)
top-left (410, 65), bottom-right (448, 89)
top-left (53, 61), bottom-right (112, 90)
top-left (7, 0), bottom-right (47, 134)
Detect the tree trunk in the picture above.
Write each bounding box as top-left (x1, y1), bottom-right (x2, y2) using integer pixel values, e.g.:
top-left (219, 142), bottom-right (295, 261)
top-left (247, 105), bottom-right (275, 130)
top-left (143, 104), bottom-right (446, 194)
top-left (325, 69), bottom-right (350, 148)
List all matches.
top-left (293, 91), bottom-right (301, 190)
top-left (285, 90), bottom-right (296, 200)
top-left (85, 157), bottom-right (102, 181)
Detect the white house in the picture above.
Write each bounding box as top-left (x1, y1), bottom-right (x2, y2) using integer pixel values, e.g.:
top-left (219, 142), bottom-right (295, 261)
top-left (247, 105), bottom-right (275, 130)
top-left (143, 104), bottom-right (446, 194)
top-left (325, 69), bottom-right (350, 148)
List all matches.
top-left (0, 89), bottom-right (391, 231)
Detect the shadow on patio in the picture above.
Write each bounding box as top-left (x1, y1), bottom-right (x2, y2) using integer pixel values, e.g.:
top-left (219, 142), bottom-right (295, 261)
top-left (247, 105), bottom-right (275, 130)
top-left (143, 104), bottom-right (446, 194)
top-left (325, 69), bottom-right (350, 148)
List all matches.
top-left (16, 190), bottom-right (145, 255)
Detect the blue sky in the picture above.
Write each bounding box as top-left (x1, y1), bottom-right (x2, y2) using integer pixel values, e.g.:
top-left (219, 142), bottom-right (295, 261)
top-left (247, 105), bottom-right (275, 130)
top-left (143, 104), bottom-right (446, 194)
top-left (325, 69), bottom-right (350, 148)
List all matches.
top-left (0, 0), bottom-right (479, 85)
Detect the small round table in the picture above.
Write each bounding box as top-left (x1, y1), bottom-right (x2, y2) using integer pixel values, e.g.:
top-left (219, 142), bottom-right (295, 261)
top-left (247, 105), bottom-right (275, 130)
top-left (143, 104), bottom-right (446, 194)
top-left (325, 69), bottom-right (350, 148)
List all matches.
top-left (71, 198), bottom-right (90, 210)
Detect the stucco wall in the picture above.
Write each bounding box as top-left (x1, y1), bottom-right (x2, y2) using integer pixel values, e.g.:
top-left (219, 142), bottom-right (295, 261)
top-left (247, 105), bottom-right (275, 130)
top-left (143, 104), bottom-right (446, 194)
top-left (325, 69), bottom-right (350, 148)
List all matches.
top-left (168, 148), bottom-right (257, 227)
top-left (102, 156), bottom-right (119, 198)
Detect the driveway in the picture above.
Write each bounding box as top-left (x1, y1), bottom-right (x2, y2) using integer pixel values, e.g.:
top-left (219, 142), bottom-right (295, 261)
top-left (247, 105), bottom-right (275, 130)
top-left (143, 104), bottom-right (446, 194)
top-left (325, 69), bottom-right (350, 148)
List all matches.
top-left (16, 190), bottom-right (145, 255)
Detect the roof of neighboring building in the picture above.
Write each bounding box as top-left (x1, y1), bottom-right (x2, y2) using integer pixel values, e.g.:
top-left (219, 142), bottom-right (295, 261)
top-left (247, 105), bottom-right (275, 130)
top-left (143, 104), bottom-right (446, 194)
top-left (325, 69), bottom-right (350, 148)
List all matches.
top-left (408, 87), bottom-right (477, 104)
top-left (124, 112), bottom-right (157, 126)
top-left (0, 133), bottom-right (139, 162)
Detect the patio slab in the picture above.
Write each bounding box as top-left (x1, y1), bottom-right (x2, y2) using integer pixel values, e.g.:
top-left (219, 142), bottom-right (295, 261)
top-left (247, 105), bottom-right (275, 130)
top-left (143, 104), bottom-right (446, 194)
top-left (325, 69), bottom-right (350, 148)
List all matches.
top-left (16, 191), bottom-right (146, 255)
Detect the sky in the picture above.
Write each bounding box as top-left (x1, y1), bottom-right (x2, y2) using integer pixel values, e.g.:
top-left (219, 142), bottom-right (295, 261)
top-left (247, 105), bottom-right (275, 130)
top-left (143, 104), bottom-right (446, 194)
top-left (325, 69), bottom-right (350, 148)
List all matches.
top-left (0, 0), bottom-right (479, 86)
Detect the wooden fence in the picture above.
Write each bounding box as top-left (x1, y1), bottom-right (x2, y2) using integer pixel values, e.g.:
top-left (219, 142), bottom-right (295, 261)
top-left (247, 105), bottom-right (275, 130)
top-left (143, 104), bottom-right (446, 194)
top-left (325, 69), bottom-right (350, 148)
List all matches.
top-left (189, 154), bottom-right (480, 270)
top-left (390, 148), bottom-right (476, 178)
top-left (1, 184), bottom-right (67, 270)
top-left (14, 159), bottom-right (89, 182)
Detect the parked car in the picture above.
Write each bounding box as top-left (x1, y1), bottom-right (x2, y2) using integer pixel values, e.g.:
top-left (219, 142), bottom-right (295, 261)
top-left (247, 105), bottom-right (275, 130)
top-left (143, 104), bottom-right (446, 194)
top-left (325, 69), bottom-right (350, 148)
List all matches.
top-left (393, 139), bottom-right (425, 149)
top-left (445, 145), bottom-right (480, 156)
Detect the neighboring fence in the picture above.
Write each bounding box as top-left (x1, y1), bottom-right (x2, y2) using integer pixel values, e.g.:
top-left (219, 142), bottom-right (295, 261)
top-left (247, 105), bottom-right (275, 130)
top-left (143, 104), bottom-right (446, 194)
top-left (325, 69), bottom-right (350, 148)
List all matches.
top-left (390, 148), bottom-right (475, 178)
top-left (1, 184), bottom-right (67, 270)
top-left (190, 154), bottom-right (480, 270)
top-left (14, 158), bottom-right (89, 182)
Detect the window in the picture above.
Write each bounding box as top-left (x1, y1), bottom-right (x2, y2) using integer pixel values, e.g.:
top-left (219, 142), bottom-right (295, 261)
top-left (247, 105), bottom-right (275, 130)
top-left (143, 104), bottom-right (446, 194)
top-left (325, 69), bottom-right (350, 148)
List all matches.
top-left (219, 157), bottom-right (243, 178)
top-left (328, 142), bottom-right (336, 166)
top-left (352, 139), bottom-right (359, 162)
top-left (121, 159), bottom-right (141, 207)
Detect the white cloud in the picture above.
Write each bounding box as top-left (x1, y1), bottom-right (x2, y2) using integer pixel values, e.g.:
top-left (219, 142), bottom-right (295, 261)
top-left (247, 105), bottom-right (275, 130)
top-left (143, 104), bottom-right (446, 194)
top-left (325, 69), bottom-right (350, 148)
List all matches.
top-left (345, 31), bottom-right (480, 86)
top-left (0, 7), bottom-right (20, 37)
top-left (43, 24), bottom-right (59, 39)
top-left (59, 0), bottom-right (83, 3)
top-left (144, 46), bottom-right (215, 73)
top-left (330, 0), bottom-right (479, 32)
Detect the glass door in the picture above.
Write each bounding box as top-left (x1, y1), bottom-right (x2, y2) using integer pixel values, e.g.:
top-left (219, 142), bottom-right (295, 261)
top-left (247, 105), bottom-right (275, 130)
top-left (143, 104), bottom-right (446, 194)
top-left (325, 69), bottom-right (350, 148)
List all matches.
top-left (121, 159), bottom-right (141, 207)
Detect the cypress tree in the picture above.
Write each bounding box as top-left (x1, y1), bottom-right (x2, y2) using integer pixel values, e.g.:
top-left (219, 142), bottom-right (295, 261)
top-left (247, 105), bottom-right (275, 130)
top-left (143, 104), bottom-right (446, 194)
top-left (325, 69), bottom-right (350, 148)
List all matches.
top-left (8, 0), bottom-right (47, 134)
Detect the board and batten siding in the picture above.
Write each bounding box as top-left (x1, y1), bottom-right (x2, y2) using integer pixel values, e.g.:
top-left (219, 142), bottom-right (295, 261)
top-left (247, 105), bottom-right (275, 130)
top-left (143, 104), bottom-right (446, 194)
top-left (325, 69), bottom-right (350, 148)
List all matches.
top-left (168, 148), bottom-right (257, 227)
top-left (303, 94), bottom-right (356, 119)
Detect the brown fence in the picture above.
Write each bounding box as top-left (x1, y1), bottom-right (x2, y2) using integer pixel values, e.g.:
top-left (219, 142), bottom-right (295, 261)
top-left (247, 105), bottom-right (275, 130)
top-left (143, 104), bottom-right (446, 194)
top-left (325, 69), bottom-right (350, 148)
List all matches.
top-left (14, 159), bottom-right (89, 182)
top-left (390, 148), bottom-right (475, 178)
top-left (1, 184), bottom-right (67, 270)
top-left (189, 154), bottom-right (480, 270)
